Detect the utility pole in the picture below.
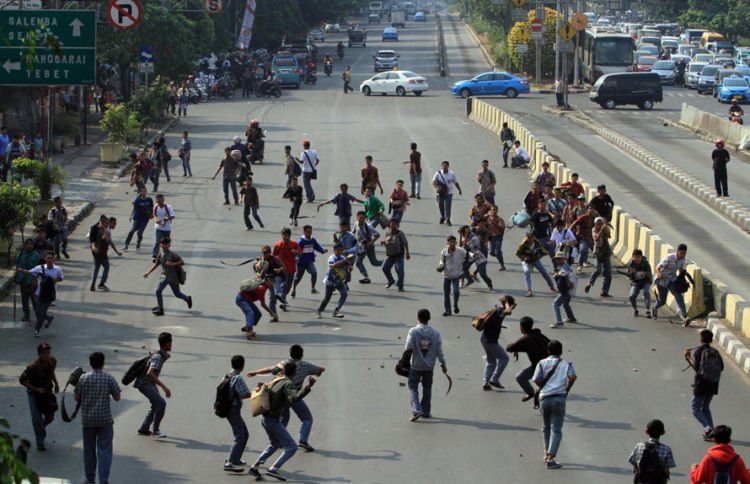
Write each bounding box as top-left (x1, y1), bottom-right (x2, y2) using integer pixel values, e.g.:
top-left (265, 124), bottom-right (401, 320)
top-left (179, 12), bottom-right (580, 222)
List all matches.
top-left (554, 0), bottom-right (561, 82)
top-left (535, 0), bottom-right (541, 83)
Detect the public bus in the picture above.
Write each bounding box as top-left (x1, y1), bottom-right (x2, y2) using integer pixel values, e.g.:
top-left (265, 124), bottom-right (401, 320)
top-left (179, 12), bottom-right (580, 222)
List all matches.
top-left (580, 28), bottom-right (636, 83)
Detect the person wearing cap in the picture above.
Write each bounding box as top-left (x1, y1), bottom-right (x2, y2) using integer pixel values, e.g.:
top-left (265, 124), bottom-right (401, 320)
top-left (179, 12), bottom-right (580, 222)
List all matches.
top-left (711, 138), bottom-right (730, 197)
top-left (551, 251), bottom-right (577, 328)
top-left (298, 140), bottom-right (320, 203)
top-left (212, 147), bottom-right (241, 205)
top-left (589, 184), bottom-right (614, 222)
top-left (584, 217), bottom-right (612, 297)
top-left (19, 342), bottom-right (60, 451)
top-left (653, 243), bottom-right (693, 326)
top-left (515, 230), bottom-right (555, 297)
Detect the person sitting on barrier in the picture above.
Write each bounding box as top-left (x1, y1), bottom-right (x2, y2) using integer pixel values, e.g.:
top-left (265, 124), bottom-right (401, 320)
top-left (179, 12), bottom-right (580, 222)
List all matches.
top-left (511, 140), bottom-right (530, 169)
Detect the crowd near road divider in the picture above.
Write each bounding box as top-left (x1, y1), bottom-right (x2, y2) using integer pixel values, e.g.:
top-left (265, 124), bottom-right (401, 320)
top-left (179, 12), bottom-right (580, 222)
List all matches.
top-left (467, 98), bottom-right (750, 374)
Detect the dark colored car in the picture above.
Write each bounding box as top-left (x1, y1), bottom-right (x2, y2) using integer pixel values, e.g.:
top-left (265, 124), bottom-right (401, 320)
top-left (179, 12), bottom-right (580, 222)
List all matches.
top-left (589, 72), bottom-right (663, 110)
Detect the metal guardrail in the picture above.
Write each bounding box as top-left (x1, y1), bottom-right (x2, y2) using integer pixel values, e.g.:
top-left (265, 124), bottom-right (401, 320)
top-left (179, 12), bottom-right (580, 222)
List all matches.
top-left (436, 13), bottom-right (447, 77)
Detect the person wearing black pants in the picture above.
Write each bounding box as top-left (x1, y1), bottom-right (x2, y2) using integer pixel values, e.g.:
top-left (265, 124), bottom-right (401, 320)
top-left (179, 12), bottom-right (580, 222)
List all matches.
top-left (712, 139), bottom-right (730, 197)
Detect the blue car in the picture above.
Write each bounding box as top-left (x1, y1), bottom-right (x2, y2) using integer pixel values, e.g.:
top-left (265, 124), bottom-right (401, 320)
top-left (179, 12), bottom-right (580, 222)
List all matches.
top-left (382, 27), bottom-right (399, 41)
top-left (414, 11), bottom-right (426, 22)
top-left (451, 71), bottom-right (530, 98)
top-left (717, 76), bottom-right (750, 103)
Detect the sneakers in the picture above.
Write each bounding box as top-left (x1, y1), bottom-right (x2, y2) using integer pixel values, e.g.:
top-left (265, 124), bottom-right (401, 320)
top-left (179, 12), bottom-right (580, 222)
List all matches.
top-left (248, 467), bottom-right (262, 478)
top-left (224, 462), bottom-right (244, 473)
top-left (290, 289), bottom-right (296, 298)
top-left (137, 429), bottom-right (152, 436)
top-left (359, 278), bottom-right (371, 284)
top-left (410, 412), bottom-right (423, 422)
top-left (34, 330), bottom-right (40, 338)
top-left (482, 384), bottom-right (491, 391)
top-left (645, 310), bottom-right (652, 319)
top-left (45, 316), bottom-right (54, 328)
top-left (703, 428), bottom-right (714, 441)
top-left (652, 307), bottom-right (658, 319)
top-left (565, 318), bottom-right (577, 324)
top-left (97, 284), bottom-right (109, 291)
top-left (521, 394), bottom-right (534, 402)
top-left (550, 321), bottom-right (564, 329)
top-left (489, 381), bottom-right (504, 389)
top-left (386, 280), bottom-right (395, 289)
top-left (546, 459), bottom-right (563, 469)
top-left (152, 430), bottom-right (167, 438)
top-left (152, 309), bottom-right (165, 316)
top-left (633, 309), bottom-right (639, 317)
top-left (311, 288), bottom-right (319, 294)
top-left (332, 310), bottom-right (344, 318)
top-left (265, 468), bottom-right (287, 481)
top-left (315, 311), bottom-right (322, 319)
top-left (584, 284), bottom-right (591, 294)
top-left (187, 296), bottom-right (193, 309)
top-left (683, 317), bottom-right (692, 327)
top-left (298, 441), bottom-right (314, 452)
top-left (453, 305), bottom-right (459, 314)
top-left (600, 292), bottom-right (612, 298)
top-left (62, 249), bottom-right (70, 259)
top-left (442, 311), bottom-right (451, 317)
top-left (90, 285), bottom-right (96, 292)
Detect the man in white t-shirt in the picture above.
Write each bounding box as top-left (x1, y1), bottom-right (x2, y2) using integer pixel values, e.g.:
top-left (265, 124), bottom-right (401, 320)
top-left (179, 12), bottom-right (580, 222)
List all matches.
top-left (152, 194), bottom-right (175, 262)
top-left (297, 140), bottom-right (320, 203)
top-left (511, 141), bottom-right (531, 169)
top-left (17, 251), bottom-right (64, 337)
top-left (431, 161), bottom-right (462, 226)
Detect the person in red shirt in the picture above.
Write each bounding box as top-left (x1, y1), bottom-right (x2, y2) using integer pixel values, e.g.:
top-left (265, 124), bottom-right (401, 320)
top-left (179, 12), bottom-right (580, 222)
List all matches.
top-left (691, 425), bottom-right (750, 484)
top-left (272, 228), bottom-right (300, 309)
top-left (236, 275), bottom-right (276, 340)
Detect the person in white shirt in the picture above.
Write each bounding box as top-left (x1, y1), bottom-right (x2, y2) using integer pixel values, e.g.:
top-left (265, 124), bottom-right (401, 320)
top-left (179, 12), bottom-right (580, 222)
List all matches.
top-left (297, 140), bottom-right (320, 203)
top-left (511, 141), bottom-right (530, 168)
top-left (533, 340), bottom-right (577, 469)
top-left (431, 161), bottom-right (462, 226)
top-left (549, 219), bottom-right (577, 270)
top-left (17, 251), bottom-right (64, 337)
top-left (152, 194), bottom-right (175, 262)
top-left (437, 235), bottom-right (466, 316)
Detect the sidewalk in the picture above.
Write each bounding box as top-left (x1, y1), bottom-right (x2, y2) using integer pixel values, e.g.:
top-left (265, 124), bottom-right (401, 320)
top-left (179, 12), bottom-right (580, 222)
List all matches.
top-left (0, 111), bottom-right (177, 300)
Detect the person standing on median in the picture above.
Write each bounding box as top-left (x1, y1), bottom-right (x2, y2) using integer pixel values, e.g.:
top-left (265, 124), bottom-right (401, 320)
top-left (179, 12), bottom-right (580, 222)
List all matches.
top-left (405, 309), bottom-right (447, 421)
top-left (684, 329), bottom-right (724, 442)
top-left (74, 351), bottom-right (121, 484)
top-left (711, 138), bottom-right (730, 197)
top-left (533, 339), bottom-right (577, 470)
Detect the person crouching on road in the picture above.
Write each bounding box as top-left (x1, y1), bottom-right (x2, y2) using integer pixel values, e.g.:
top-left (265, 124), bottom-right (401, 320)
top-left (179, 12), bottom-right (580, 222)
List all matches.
top-left (237, 275), bottom-right (277, 340)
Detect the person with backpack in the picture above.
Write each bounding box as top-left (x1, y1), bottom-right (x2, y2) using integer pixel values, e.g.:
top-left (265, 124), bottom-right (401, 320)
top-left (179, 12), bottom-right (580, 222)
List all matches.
top-left (89, 215), bottom-right (111, 292)
top-left (134, 332), bottom-right (173, 439)
top-left (628, 419), bottom-right (675, 484)
top-left (479, 296), bottom-right (514, 391)
top-left (550, 251), bottom-right (577, 328)
top-left (143, 237), bottom-right (192, 316)
top-left (298, 139), bottom-right (320, 203)
top-left (684, 329), bottom-right (724, 441)
top-left (124, 187), bottom-right (154, 251)
top-left (237, 275), bottom-right (277, 340)
top-left (151, 194), bottom-right (175, 262)
top-left (381, 219), bottom-right (410, 292)
top-left (247, 361), bottom-right (317, 481)
top-left (506, 316), bottom-right (550, 402)
top-left (247, 345), bottom-right (325, 453)
top-left (220, 355), bottom-right (252, 472)
top-left (690, 425), bottom-right (750, 484)
top-left (533, 339), bottom-right (577, 469)
top-left (17, 251), bottom-right (64, 338)
top-left (405, 309), bottom-right (447, 421)
top-left (653, 243), bottom-right (693, 327)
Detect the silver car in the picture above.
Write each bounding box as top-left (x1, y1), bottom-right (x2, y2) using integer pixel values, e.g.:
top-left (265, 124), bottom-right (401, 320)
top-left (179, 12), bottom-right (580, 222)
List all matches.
top-left (687, 62), bottom-right (707, 89)
top-left (651, 60), bottom-right (676, 85)
top-left (373, 49), bottom-right (399, 72)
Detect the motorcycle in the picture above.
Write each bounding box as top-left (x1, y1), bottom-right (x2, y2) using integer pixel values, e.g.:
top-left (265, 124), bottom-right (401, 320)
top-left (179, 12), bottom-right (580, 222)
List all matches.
top-left (215, 79), bottom-right (235, 99)
top-left (188, 86), bottom-right (202, 104)
top-left (255, 80), bottom-right (282, 98)
top-left (729, 103), bottom-right (744, 124)
top-left (675, 70), bottom-right (685, 87)
top-left (324, 61), bottom-right (333, 77)
top-left (304, 70), bottom-right (318, 85)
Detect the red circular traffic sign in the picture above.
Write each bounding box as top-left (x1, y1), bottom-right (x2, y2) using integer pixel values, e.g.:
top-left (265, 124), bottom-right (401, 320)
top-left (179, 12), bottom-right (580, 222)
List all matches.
top-left (530, 18), bottom-right (543, 32)
top-left (108, 0), bottom-right (142, 31)
top-left (204, 0), bottom-right (224, 14)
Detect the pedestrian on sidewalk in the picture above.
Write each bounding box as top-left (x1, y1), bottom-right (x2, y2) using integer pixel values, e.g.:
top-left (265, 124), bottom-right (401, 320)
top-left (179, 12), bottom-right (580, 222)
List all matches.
top-left (74, 351), bottom-right (121, 484)
top-left (48, 196), bottom-right (69, 259)
top-left (343, 66), bottom-right (354, 93)
top-left (628, 419), bottom-right (675, 484)
top-left (550, 251), bottom-right (577, 328)
top-left (690, 425), bottom-right (750, 484)
top-left (237, 276), bottom-right (276, 340)
top-left (388, 180), bottom-right (410, 224)
top-left (179, 131), bottom-right (192, 177)
top-left (283, 177), bottom-right (303, 227)
top-left (405, 309), bottom-right (447, 421)
top-left (292, 225), bottom-right (327, 297)
top-left (212, 148), bottom-right (240, 205)
top-left (516, 231), bottom-right (556, 298)
top-left (247, 345), bottom-right (325, 453)
top-left (627, 249), bottom-right (653, 318)
top-left (14, 239), bottom-right (40, 323)
top-left (500, 122), bottom-right (515, 168)
top-left (129, 152), bottom-right (149, 191)
top-left (299, 140), bottom-right (319, 203)
top-left (17, 251), bottom-right (63, 338)
top-left (486, 205), bottom-right (506, 270)
top-left (653, 243), bottom-right (693, 325)
top-left (124, 187), bottom-right (154, 251)
top-left (479, 296), bottom-right (514, 391)
top-left (143, 237), bottom-right (192, 316)
top-left (151, 194), bottom-right (175, 262)
top-left (157, 136), bottom-right (172, 182)
top-left (584, 217), bottom-right (612, 298)
top-left (134, 333), bottom-right (172, 439)
top-left (533, 339), bottom-right (577, 470)
top-left (353, 211), bottom-right (382, 284)
top-left (402, 142), bottom-right (422, 198)
top-left (315, 243), bottom-right (350, 318)
top-left (432, 161), bottom-right (462, 226)
top-left (317, 183), bottom-right (362, 227)
top-left (381, 219), bottom-right (410, 291)
top-left (477, 159), bottom-right (496, 206)
top-left (506, 317), bottom-right (550, 402)
top-left (437, 235), bottom-right (466, 316)
top-left (221, 355), bottom-right (252, 473)
top-left (167, 83), bottom-right (177, 115)
top-left (240, 177), bottom-right (264, 230)
top-left (273, 228), bottom-right (300, 305)
top-left (19, 342), bottom-right (59, 451)
top-left (147, 142), bottom-right (162, 193)
top-left (32, 227), bottom-right (54, 260)
top-left (684, 329), bottom-right (724, 441)
top-left (555, 78), bottom-right (564, 107)
top-left (177, 84), bottom-right (189, 117)
top-left (711, 138), bottom-right (730, 197)
top-left (247, 361), bottom-right (317, 481)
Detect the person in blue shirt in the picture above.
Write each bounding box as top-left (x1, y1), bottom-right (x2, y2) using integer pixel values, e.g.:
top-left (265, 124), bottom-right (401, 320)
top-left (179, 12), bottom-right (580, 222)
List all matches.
top-left (315, 244), bottom-right (349, 319)
top-left (291, 225), bottom-right (327, 298)
top-left (317, 183), bottom-right (363, 227)
top-left (333, 222), bottom-right (357, 285)
top-left (124, 187), bottom-right (154, 251)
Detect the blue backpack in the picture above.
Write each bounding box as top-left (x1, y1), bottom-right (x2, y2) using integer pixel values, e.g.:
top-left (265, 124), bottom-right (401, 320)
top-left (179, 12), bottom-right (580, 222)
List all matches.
top-left (710, 455), bottom-right (739, 484)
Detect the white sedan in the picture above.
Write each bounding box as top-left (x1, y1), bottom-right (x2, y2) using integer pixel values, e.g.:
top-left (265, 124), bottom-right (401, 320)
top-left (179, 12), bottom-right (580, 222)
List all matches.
top-left (360, 70), bottom-right (429, 96)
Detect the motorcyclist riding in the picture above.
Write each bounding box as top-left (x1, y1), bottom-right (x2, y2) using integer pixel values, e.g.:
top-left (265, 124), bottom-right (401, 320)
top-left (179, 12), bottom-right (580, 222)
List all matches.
top-left (676, 58), bottom-right (686, 86)
top-left (257, 71), bottom-right (275, 95)
top-left (324, 54), bottom-right (333, 76)
top-left (729, 99), bottom-right (744, 124)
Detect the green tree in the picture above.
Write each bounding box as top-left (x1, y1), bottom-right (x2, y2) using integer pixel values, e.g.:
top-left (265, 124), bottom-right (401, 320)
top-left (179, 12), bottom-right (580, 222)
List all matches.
top-left (0, 183), bottom-right (39, 266)
top-left (0, 418), bottom-right (38, 484)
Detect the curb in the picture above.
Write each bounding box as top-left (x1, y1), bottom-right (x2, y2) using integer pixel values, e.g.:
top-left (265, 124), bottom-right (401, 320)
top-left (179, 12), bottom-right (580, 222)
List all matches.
top-left (707, 316), bottom-right (750, 375)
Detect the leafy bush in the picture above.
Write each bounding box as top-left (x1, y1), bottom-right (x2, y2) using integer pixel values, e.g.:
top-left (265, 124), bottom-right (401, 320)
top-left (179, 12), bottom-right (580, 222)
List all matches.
top-left (11, 158), bottom-right (65, 201)
top-left (127, 77), bottom-right (169, 128)
top-left (0, 184), bottom-right (39, 265)
top-left (53, 111), bottom-right (80, 138)
top-left (507, 8), bottom-right (561, 81)
top-left (99, 104), bottom-right (142, 145)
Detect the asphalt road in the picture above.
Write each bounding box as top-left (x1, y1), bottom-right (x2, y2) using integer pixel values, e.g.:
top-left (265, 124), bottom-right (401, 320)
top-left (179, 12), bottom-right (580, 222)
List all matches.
top-left (3, 15), bottom-right (750, 484)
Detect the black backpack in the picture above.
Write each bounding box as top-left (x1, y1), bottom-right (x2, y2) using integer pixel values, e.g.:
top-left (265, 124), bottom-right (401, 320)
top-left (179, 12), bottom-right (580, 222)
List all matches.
top-left (39, 267), bottom-right (56, 303)
top-left (634, 442), bottom-right (667, 484)
top-left (710, 455), bottom-right (739, 484)
top-left (214, 374), bottom-right (233, 418)
top-left (699, 346), bottom-right (724, 383)
top-left (122, 354), bottom-right (151, 386)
